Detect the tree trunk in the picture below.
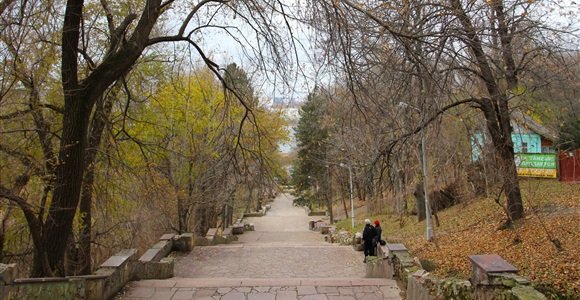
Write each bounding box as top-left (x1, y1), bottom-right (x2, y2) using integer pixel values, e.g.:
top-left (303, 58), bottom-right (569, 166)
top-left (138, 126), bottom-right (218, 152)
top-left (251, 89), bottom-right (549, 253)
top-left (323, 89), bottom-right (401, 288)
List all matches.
top-left (29, 0), bottom-right (163, 276)
top-left (221, 204), bottom-right (227, 230)
top-left (326, 168), bottom-right (334, 224)
top-left (177, 195), bottom-right (186, 234)
top-left (38, 95), bottom-right (91, 276)
top-left (480, 97), bottom-right (524, 221)
top-left (341, 184), bottom-right (349, 219)
top-left (77, 90), bottom-right (114, 275)
top-left (0, 233), bottom-right (3, 262)
top-left (496, 134), bottom-right (524, 221)
top-left (414, 182), bottom-right (426, 221)
top-left (194, 202), bottom-right (207, 236)
top-left (78, 169), bottom-right (93, 275)
top-left (450, 0), bottom-right (524, 221)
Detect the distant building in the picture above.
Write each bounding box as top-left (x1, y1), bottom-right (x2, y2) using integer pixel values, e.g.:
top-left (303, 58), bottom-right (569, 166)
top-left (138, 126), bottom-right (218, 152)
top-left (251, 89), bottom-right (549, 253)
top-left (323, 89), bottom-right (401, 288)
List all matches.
top-left (271, 96), bottom-right (301, 108)
top-left (268, 96), bottom-right (303, 154)
top-left (278, 106), bottom-right (300, 154)
top-left (510, 110), bottom-right (557, 154)
top-left (471, 110), bottom-right (558, 178)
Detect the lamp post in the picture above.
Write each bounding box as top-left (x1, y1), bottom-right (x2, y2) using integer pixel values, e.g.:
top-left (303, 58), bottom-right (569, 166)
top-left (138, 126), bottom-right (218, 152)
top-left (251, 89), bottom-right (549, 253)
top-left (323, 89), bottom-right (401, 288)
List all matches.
top-left (340, 162), bottom-right (355, 228)
top-left (399, 102), bottom-right (432, 241)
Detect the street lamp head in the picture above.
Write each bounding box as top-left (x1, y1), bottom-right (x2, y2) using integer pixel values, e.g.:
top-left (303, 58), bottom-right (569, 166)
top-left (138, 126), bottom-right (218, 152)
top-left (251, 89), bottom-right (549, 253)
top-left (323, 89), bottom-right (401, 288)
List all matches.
top-left (339, 163), bottom-right (346, 168)
top-left (398, 101), bottom-right (409, 109)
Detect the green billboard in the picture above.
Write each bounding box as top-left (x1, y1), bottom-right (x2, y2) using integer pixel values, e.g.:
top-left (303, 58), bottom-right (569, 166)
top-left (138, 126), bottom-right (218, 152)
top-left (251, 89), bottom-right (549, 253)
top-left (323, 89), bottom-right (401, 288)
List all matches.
top-left (515, 153), bottom-right (557, 178)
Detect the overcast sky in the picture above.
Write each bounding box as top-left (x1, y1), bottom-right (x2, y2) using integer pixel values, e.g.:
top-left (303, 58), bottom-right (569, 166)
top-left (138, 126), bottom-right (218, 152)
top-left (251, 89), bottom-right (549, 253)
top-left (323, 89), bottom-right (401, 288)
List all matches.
top-left (181, 0), bottom-right (579, 102)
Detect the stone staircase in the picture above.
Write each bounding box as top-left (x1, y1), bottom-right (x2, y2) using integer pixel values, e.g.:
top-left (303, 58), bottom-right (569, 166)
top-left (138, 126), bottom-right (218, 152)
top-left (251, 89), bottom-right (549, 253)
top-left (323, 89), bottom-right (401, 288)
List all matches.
top-left (117, 193), bottom-right (403, 299)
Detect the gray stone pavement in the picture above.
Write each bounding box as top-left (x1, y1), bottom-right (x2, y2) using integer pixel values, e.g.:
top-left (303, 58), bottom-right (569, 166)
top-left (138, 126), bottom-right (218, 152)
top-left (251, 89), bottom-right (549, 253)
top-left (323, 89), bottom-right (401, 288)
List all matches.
top-left (174, 245), bottom-right (363, 278)
top-left (119, 278), bottom-right (401, 300)
top-left (118, 193), bottom-right (402, 299)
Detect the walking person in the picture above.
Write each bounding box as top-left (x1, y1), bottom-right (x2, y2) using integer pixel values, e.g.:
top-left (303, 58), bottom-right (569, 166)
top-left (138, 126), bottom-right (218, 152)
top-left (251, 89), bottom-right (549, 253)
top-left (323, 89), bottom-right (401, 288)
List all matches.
top-left (373, 220), bottom-right (383, 253)
top-left (362, 219), bottom-right (376, 262)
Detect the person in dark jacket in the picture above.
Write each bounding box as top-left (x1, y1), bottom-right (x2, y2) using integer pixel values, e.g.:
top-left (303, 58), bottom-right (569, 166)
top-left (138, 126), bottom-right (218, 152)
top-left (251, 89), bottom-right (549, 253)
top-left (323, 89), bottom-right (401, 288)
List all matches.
top-left (362, 219), bottom-right (376, 262)
top-left (373, 220), bottom-right (383, 248)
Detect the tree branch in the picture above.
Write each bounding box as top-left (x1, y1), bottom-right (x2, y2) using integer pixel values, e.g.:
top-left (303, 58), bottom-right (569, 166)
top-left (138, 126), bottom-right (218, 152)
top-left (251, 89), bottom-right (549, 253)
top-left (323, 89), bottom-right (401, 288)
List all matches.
top-left (375, 97), bottom-right (481, 163)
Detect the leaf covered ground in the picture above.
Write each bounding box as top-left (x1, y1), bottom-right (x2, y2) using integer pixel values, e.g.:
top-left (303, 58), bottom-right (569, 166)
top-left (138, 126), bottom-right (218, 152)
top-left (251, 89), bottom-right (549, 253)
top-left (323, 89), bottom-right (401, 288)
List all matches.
top-left (336, 179), bottom-right (579, 298)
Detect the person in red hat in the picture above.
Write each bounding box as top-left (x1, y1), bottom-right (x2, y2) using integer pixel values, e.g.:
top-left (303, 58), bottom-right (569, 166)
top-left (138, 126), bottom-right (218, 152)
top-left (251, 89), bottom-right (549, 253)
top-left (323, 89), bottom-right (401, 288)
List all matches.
top-left (373, 220), bottom-right (383, 248)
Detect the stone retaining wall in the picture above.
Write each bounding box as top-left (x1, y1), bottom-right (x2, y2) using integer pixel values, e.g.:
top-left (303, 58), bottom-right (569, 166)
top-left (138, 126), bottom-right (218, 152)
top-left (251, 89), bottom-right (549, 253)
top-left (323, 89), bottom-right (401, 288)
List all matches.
top-left (322, 230), bottom-right (548, 300)
top-left (0, 233), bottom-right (193, 300)
top-left (304, 207), bottom-right (327, 216)
top-left (243, 205), bottom-right (270, 218)
top-left (195, 225), bottom-right (243, 246)
top-left (378, 243), bottom-right (547, 300)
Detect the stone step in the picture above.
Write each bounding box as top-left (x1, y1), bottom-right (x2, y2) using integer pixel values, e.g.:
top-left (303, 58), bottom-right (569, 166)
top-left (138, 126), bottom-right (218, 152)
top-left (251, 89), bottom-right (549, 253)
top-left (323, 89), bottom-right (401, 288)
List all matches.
top-left (121, 278), bottom-right (402, 299)
top-left (217, 243), bottom-right (341, 248)
top-left (131, 277), bottom-right (398, 288)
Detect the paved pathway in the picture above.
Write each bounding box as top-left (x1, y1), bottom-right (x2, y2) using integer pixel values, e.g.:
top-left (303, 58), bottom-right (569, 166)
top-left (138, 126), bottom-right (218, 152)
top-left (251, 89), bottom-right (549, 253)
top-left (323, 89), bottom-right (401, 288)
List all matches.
top-left (119, 193), bottom-right (402, 299)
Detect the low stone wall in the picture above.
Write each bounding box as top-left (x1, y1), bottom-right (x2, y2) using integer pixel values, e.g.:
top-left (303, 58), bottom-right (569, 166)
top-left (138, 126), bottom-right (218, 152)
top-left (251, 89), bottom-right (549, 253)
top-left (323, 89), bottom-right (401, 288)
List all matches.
top-left (379, 243), bottom-right (547, 300)
top-left (243, 205), bottom-right (270, 218)
top-left (1, 277), bottom-right (87, 299)
top-left (243, 212), bottom-right (264, 217)
top-left (197, 227), bottom-right (239, 246)
top-left (405, 272), bottom-right (547, 300)
top-left (94, 249), bottom-right (140, 299)
top-left (0, 233), bottom-right (193, 300)
top-left (134, 258), bottom-right (174, 281)
top-left (304, 207), bottom-right (326, 216)
top-left (193, 218), bottom-right (255, 247)
top-left (365, 256), bottom-right (392, 278)
top-left (308, 211), bottom-right (327, 216)
top-left (308, 220), bottom-right (328, 231)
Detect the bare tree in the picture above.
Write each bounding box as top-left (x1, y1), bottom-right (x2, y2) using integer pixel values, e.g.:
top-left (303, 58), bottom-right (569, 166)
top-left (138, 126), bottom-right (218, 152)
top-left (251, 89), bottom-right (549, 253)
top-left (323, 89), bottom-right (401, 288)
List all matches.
top-left (0, 0), bottom-right (296, 277)
top-left (305, 0), bottom-right (578, 223)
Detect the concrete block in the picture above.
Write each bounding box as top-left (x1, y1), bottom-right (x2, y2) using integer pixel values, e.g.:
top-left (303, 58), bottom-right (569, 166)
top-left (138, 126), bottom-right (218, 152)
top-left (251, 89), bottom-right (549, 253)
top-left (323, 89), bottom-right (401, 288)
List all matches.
top-left (244, 212), bottom-right (264, 217)
top-left (135, 257), bottom-right (175, 280)
top-left (159, 233), bottom-right (176, 241)
top-left (406, 275), bottom-right (434, 300)
top-left (139, 241), bottom-right (172, 262)
top-left (365, 257), bottom-right (389, 278)
top-left (213, 234), bottom-right (228, 244)
top-left (174, 233), bottom-right (194, 251)
top-left (68, 275), bottom-right (107, 300)
top-left (352, 232), bottom-right (363, 251)
top-left (511, 286), bottom-right (547, 300)
top-left (308, 210), bottom-right (326, 216)
top-left (152, 240), bottom-right (172, 251)
top-left (99, 249), bottom-right (138, 268)
top-left (95, 249), bottom-right (138, 299)
top-left (206, 228), bottom-right (218, 237)
top-left (193, 234), bottom-right (210, 246)
top-left (223, 227), bottom-right (233, 236)
top-left (221, 228), bottom-right (238, 243)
